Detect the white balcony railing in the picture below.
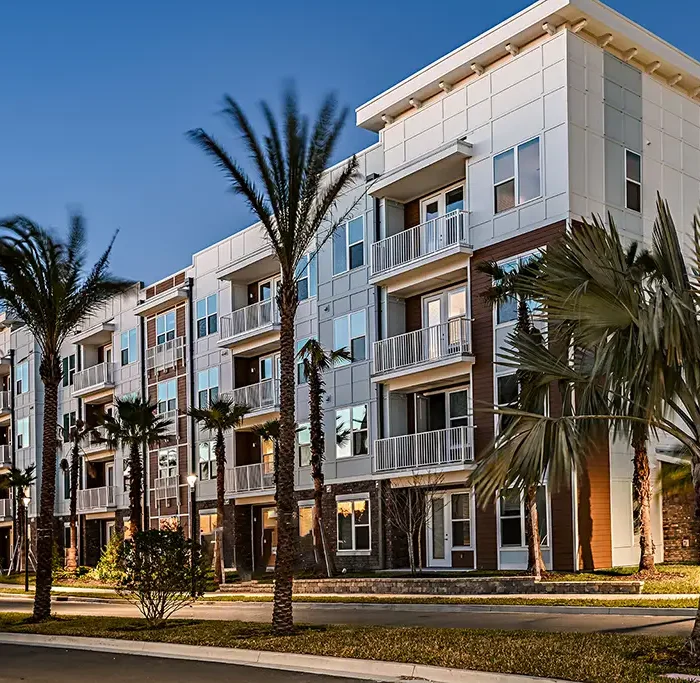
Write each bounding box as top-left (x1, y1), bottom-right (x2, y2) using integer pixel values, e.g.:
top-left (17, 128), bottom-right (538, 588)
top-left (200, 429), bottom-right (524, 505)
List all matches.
top-left (371, 210), bottom-right (469, 277)
top-left (154, 475), bottom-right (180, 502)
top-left (73, 362), bottom-right (115, 394)
top-left (373, 318), bottom-right (471, 376)
top-left (83, 426), bottom-right (112, 453)
top-left (0, 445), bottom-right (10, 468)
top-left (146, 337), bottom-right (185, 372)
top-left (225, 463), bottom-right (275, 494)
top-left (374, 426), bottom-right (474, 473)
top-left (77, 486), bottom-right (116, 512)
top-left (0, 390), bottom-right (10, 411)
top-left (0, 499), bottom-right (11, 518)
top-left (220, 299), bottom-right (278, 341)
top-left (228, 379), bottom-right (280, 413)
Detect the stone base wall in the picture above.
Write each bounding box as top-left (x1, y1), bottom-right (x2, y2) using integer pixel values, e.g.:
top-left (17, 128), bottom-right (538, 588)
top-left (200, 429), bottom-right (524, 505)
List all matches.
top-left (661, 463), bottom-right (700, 563)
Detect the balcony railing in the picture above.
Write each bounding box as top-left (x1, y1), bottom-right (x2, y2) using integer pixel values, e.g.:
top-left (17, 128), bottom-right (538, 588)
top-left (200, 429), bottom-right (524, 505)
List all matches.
top-left (229, 379), bottom-right (280, 413)
top-left (0, 445), bottom-right (10, 468)
top-left (0, 390), bottom-right (10, 412)
top-left (77, 486), bottom-right (116, 512)
top-left (84, 426), bottom-right (112, 453)
top-left (73, 362), bottom-right (115, 394)
top-left (0, 499), bottom-right (11, 518)
top-left (225, 463), bottom-right (275, 494)
top-left (374, 425), bottom-right (474, 473)
top-left (373, 318), bottom-right (471, 376)
top-left (146, 337), bottom-right (185, 372)
top-left (154, 475), bottom-right (180, 502)
top-left (371, 210), bottom-right (469, 277)
top-left (220, 300), bottom-right (278, 341)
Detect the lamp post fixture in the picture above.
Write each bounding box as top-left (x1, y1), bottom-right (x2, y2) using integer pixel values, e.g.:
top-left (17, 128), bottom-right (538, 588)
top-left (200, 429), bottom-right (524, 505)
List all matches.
top-left (186, 473), bottom-right (197, 598)
top-left (22, 489), bottom-right (30, 593)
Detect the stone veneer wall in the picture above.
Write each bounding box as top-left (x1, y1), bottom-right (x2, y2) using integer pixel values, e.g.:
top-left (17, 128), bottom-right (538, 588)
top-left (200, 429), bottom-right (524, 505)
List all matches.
top-left (661, 462), bottom-right (700, 563)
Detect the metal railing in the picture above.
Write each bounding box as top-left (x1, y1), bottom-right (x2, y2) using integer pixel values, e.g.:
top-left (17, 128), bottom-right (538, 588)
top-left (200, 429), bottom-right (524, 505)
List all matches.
top-left (77, 485), bottom-right (116, 512)
top-left (371, 210), bottom-right (469, 277)
top-left (154, 475), bottom-right (180, 502)
top-left (84, 426), bottom-right (111, 453)
top-left (373, 318), bottom-right (471, 375)
top-left (0, 445), bottom-right (10, 468)
top-left (73, 362), bottom-right (115, 394)
top-left (228, 379), bottom-right (280, 412)
top-left (0, 499), bottom-right (11, 518)
top-left (0, 391), bottom-right (10, 411)
top-left (374, 425), bottom-right (474, 473)
top-left (225, 463), bottom-right (275, 494)
top-left (220, 299), bottom-right (278, 341)
top-left (146, 337), bottom-right (185, 372)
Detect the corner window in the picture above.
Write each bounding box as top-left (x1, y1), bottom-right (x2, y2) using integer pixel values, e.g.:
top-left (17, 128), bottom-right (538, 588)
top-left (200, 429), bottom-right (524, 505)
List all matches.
top-left (17, 417), bottom-right (29, 450)
top-left (120, 328), bottom-right (138, 366)
top-left (156, 311), bottom-right (176, 345)
top-left (158, 448), bottom-right (178, 479)
top-left (196, 295), bottom-right (218, 338)
top-left (333, 311), bottom-right (366, 362)
top-left (157, 379), bottom-right (177, 414)
top-left (335, 404), bottom-right (368, 459)
top-left (198, 441), bottom-right (215, 481)
top-left (297, 423), bottom-right (311, 467)
top-left (197, 367), bottom-right (219, 408)
top-left (337, 496), bottom-right (370, 551)
top-left (625, 150), bottom-right (641, 212)
top-left (62, 354), bottom-right (76, 387)
top-left (494, 138), bottom-right (541, 214)
top-left (16, 361), bottom-right (29, 395)
top-left (296, 253), bottom-right (318, 302)
top-left (333, 216), bottom-right (364, 275)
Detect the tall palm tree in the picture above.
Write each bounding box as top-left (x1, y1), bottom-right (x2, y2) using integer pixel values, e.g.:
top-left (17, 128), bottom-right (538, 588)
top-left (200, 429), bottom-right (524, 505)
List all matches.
top-left (189, 87), bottom-right (361, 634)
top-left (0, 465), bottom-right (36, 571)
top-left (298, 339), bottom-right (350, 576)
top-left (0, 215), bottom-right (131, 620)
top-left (188, 395), bottom-right (248, 583)
top-left (99, 396), bottom-right (172, 536)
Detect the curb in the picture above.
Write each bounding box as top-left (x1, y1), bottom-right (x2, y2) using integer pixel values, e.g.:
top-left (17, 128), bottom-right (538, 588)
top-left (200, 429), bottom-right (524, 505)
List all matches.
top-left (0, 632), bottom-right (566, 682)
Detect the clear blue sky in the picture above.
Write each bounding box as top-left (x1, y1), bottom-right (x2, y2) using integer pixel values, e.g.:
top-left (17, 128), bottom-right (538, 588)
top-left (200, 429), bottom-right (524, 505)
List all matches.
top-left (1, 0), bottom-right (696, 283)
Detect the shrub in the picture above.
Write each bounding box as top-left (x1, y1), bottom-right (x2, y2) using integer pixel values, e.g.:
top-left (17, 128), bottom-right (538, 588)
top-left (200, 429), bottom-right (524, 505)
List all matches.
top-left (91, 532), bottom-right (124, 584)
top-left (117, 529), bottom-right (207, 627)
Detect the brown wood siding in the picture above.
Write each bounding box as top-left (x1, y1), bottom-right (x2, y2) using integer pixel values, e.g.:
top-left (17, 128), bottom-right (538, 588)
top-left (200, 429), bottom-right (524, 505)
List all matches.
top-left (578, 437), bottom-right (612, 569)
top-left (177, 376), bottom-right (187, 441)
top-left (405, 296), bottom-right (422, 333)
top-left (235, 431), bottom-right (258, 467)
top-left (176, 305), bottom-right (186, 339)
top-left (155, 278), bottom-right (174, 296)
top-left (173, 272), bottom-right (186, 287)
top-left (404, 200), bottom-right (420, 230)
top-left (146, 318), bottom-right (156, 349)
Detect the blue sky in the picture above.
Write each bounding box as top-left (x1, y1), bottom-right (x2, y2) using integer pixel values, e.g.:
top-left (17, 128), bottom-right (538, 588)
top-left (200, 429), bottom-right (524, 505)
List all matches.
top-left (1, 0), bottom-right (696, 283)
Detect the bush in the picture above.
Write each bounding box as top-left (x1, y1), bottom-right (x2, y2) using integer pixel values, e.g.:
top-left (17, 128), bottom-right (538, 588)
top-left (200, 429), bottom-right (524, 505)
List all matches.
top-left (91, 532), bottom-right (124, 584)
top-left (117, 529), bottom-right (207, 627)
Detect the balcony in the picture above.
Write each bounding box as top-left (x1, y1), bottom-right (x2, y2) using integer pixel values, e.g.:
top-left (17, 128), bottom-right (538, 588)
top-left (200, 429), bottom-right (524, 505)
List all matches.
top-left (370, 211), bottom-right (471, 296)
top-left (218, 300), bottom-right (280, 356)
top-left (154, 475), bottom-right (180, 503)
top-left (146, 337), bottom-right (185, 373)
top-left (77, 486), bottom-right (117, 513)
top-left (82, 427), bottom-right (114, 460)
top-left (373, 318), bottom-right (473, 392)
top-left (73, 362), bottom-right (115, 400)
top-left (374, 426), bottom-right (474, 475)
top-left (0, 391), bottom-right (10, 421)
top-left (0, 498), bottom-right (11, 520)
top-left (0, 445), bottom-right (11, 471)
top-left (229, 379), bottom-right (280, 429)
top-left (225, 463), bottom-right (275, 496)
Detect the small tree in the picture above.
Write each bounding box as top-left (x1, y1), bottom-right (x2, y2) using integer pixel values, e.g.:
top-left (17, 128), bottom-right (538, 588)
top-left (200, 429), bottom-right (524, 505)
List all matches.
top-left (92, 532), bottom-right (124, 584)
top-left (117, 529), bottom-right (207, 627)
top-left (0, 465), bottom-right (36, 571)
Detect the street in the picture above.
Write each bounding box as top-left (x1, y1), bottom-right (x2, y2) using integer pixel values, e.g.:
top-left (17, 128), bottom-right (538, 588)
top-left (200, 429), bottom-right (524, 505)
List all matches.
top-left (0, 597), bottom-right (694, 637)
top-left (0, 644), bottom-right (368, 682)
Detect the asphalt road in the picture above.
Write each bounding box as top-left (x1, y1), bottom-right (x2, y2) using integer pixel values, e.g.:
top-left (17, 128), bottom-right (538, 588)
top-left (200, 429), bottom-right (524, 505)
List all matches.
top-left (0, 597), bottom-right (695, 636)
top-left (0, 644), bottom-right (366, 682)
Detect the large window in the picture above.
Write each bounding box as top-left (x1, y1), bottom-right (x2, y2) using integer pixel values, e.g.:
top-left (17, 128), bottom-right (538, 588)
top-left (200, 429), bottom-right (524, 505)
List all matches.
top-left (157, 379), bottom-right (177, 414)
top-left (333, 311), bottom-right (366, 362)
top-left (156, 311), bottom-right (176, 345)
top-left (297, 423), bottom-right (311, 467)
top-left (337, 496), bottom-right (370, 552)
top-left (15, 360), bottom-right (28, 395)
top-left (335, 404), bottom-right (368, 459)
top-left (120, 328), bottom-right (138, 366)
top-left (158, 448), bottom-right (178, 479)
top-left (494, 137), bottom-right (541, 214)
top-left (198, 441), bottom-right (215, 481)
top-left (196, 295), bottom-right (218, 338)
top-left (333, 216), bottom-right (364, 275)
top-left (499, 486), bottom-right (549, 548)
top-left (296, 253), bottom-right (318, 301)
top-left (62, 354), bottom-right (76, 387)
top-left (17, 417), bottom-right (29, 450)
top-left (197, 368), bottom-right (219, 408)
top-left (298, 504), bottom-right (313, 539)
top-left (625, 150), bottom-right (641, 212)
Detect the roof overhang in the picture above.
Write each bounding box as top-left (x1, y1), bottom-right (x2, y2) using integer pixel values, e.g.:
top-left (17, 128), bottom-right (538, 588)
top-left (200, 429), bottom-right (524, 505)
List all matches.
top-left (217, 246), bottom-right (280, 284)
top-left (133, 287), bottom-right (189, 317)
top-left (71, 322), bottom-right (115, 346)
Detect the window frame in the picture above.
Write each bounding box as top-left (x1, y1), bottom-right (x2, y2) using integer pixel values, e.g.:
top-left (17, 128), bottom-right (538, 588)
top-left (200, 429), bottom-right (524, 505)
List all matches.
top-left (197, 367), bottom-right (219, 409)
top-left (198, 440), bottom-right (216, 481)
top-left (493, 136), bottom-right (542, 215)
top-left (333, 310), bottom-right (367, 363)
top-left (196, 294), bottom-right (218, 338)
top-left (297, 423), bottom-right (311, 467)
top-left (17, 416), bottom-right (29, 450)
top-left (332, 216), bottom-right (365, 276)
top-left (296, 253), bottom-right (318, 302)
top-left (62, 354), bottom-right (76, 387)
top-left (16, 360), bottom-right (29, 395)
top-left (335, 403), bottom-right (369, 459)
top-left (298, 501), bottom-right (314, 539)
top-left (625, 149), bottom-right (642, 213)
top-left (449, 490), bottom-right (474, 550)
top-left (62, 411), bottom-right (76, 444)
top-left (336, 494), bottom-right (371, 554)
top-left (156, 379), bottom-right (177, 415)
top-left (157, 447), bottom-right (178, 479)
top-left (156, 311), bottom-right (176, 346)
top-left (120, 328), bottom-right (138, 366)
top-left (496, 484), bottom-right (551, 551)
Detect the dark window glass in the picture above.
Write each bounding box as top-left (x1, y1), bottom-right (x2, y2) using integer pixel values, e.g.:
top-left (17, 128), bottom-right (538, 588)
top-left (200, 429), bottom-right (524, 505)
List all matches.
top-left (626, 180), bottom-right (641, 212)
top-left (495, 180), bottom-right (516, 213)
top-left (351, 337), bottom-right (366, 362)
top-left (197, 319), bottom-right (207, 338)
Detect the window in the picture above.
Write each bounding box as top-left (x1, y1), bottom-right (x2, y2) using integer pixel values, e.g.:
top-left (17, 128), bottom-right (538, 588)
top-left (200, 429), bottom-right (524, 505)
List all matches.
top-left (198, 441), bottom-right (215, 481)
top-left (297, 423), bottom-right (311, 467)
top-left (120, 328), bottom-right (138, 366)
top-left (261, 437), bottom-right (275, 475)
top-left (156, 311), bottom-right (176, 345)
top-left (298, 505), bottom-right (314, 539)
top-left (496, 373), bottom-right (519, 433)
top-left (337, 496), bottom-right (370, 551)
top-left (197, 368), bottom-right (219, 408)
top-left (62, 355), bottom-right (76, 387)
top-left (260, 354), bottom-right (280, 382)
top-left (199, 512), bottom-right (217, 535)
top-left (451, 493), bottom-right (472, 547)
top-left (17, 417), bottom-right (29, 449)
top-left (333, 311), bottom-right (366, 362)
top-left (625, 150), bottom-right (641, 212)
top-left (15, 360), bottom-right (28, 395)
top-left (494, 138), bottom-right (541, 214)
top-left (158, 448), bottom-right (177, 478)
top-left (296, 253), bottom-right (318, 301)
top-left (333, 216), bottom-right (364, 275)
top-left (62, 412), bottom-right (76, 443)
top-left (335, 404), bottom-right (368, 459)
top-left (499, 487), bottom-right (549, 548)
top-left (196, 295), bottom-right (218, 338)
top-left (296, 337), bottom-right (311, 384)
top-left (63, 469), bottom-right (71, 499)
top-left (157, 379), bottom-right (177, 414)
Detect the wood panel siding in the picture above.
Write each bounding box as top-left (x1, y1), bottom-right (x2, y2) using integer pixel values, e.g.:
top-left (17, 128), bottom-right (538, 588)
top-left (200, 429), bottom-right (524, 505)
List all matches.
top-left (176, 305), bottom-right (186, 339)
top-left (404, 200), bottom-right (420, 230)
top-left (578, 437), bottom-right (612, 569)
top-left (146, 318), bottom-right (156, 349)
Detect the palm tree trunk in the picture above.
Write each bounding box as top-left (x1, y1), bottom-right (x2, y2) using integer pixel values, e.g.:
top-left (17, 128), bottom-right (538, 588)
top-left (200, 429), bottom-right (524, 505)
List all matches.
top-left (66, 441), bottom-right (80, 571)
top-left (632, 437), bottom-right (655, 573)
top-left (33, 369), bottom-right (60, 621)
top-left (525, 486), bottom-right (546, 579)
top-left (214, 427), bottom-right (226, 584)
top-left (688, 451), bottom-right (700, 654)
top-left (129, 442), bottom-right (142, 535)
top-left (272, 281), bottom-right (298, 635)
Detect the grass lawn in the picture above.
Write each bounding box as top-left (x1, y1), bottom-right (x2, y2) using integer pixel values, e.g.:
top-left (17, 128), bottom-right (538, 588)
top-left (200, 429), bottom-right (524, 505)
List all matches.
top-left (0, 612), bottom-right (699, 683)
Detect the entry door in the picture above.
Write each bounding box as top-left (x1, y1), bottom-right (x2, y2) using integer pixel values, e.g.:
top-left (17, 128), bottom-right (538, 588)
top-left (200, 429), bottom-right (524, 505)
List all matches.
top-left (105, 463), bottom-right (115, 489)
top-left (424, 294), bottom-right (444, 360)
top-left (427, 494), bottom-right (451, 567)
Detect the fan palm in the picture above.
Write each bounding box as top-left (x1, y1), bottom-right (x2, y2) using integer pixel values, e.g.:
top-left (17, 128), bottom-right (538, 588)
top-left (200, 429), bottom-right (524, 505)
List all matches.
top-left (188, 87), bottom-right (361, 634)
top-left (187, 396), bottom-right (248, 583)
top-left (99, 396), bottom-right (172, 537)
top-left (0, 465), bottom-right (36, 568)
top-left (298, 339), bottom-right (350, 576)
top-left (0, 215), bottom-right (131, 620)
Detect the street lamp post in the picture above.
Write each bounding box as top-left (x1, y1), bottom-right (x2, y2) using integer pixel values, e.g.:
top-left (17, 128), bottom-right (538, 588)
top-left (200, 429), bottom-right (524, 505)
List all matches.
top-left (186, 473), bottom-right (197, 598)
top-left (22, 489), bottom-right (30, 593)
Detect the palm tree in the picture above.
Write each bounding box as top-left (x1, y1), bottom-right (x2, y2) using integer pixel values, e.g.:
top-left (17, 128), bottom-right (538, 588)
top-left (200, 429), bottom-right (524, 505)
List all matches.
top-left (0, 465), bottom-right (36, 572)
top-left (189, 87), bottom-right (361, 634)
top-left (298, 339), bottom-right (350, 576)
top-left (188, 396), bottom-right (248, 583)
top-left (0, 215), bottom-right (131, 621)
top-left (99, 396), bottom-right (172, 536)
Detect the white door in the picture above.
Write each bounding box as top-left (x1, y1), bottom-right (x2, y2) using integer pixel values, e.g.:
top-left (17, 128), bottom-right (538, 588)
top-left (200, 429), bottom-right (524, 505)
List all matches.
top-left (426, 493), bottom-right (451, 567)
top-left (424, 294), bottom-right (444, 360)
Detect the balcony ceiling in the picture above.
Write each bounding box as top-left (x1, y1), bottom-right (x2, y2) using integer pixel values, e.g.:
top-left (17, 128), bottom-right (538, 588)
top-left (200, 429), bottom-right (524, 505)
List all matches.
top-left (133, 286), bottom-right (189, 317)
top-left (217, 246), bottom-right (280, 284)
top-left (71, 322), bottom-right (115, 346)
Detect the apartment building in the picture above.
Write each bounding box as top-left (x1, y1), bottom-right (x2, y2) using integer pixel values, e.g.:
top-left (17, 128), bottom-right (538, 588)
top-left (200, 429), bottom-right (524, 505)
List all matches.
top-left (2, 0), bottom-right (700, 573)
